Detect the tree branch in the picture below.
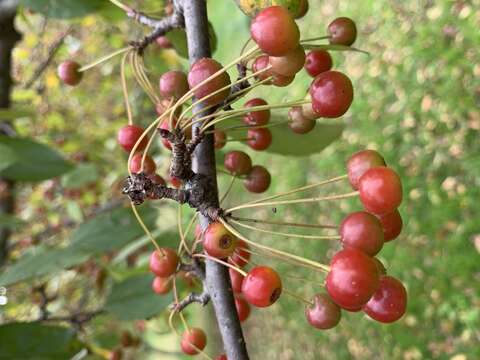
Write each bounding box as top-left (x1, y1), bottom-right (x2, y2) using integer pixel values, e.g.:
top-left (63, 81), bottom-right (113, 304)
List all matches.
top-left (181, 1), bottom-right (250, 359)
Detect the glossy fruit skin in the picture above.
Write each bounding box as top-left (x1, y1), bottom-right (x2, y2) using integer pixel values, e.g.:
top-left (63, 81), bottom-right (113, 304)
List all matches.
top-left (235, 296), bottom-right (251, 322)
top-left (247, 128), bottom-right (272, 151)
top-left (187, 58), bottom-right (231, 105)
top-left (214, 130), bottom-right (227, 149)
top-left (242, 266), bottom-right (282, 307)
top-left (229, 268), bottom-right (245, 293)
top-left (224, 151), bottom-right (252, 175)
top-left (129, 153), bottom-right (156, 174)
top-left (358, 167), bottom-right (403, 215)
top-left (159, 71), bottom-right (189, 100)
top-left (152, 276), bottom-right (172, 295)
top-left (363, 276), bottom-right (407, 323)
top-left (288, 106), bottom-right (316, 134)
top-left (243, 98), bottom-right (270, 126)
top-left (376, 209), bottom-right (403, 242)
top-left (252, 55), bottom-right (295, 87)
top-left (304, 50), bottom-right (333, 77)
top-left (158, 118), bottom-right (181, 150)
top-left (340, 211), bottom-right (384, 256)
top-left (203, 222), bottom-right (238, 258)
top-left (269, 45), bottom-right (306, 76)
top-left (309, 71), bottom-right (354, 118)
top-left (251, 6), bottom-right (300, 56)
top-left (326, 248), bottom-right (380, 309)
top-left (58, 60), bottom-right (83, 86)
top-left (149, 248), bottom-right (179, 277)
top-left (229, 240), bottom-right (251, 267)
top-left (117, 125), bottom-right (148, 152)
top-left (180, 328), bottom-right (207, 355)
top-left (215, 355), bottom-right (227, 360)
top-left (244, 165), bottom-right (271, 193)
top-left (328, 17), bottom-right (357, 46)
top-left (347, 149), bottom-right (386, 190)
top-left (305, 293), bottom-right (341, 329)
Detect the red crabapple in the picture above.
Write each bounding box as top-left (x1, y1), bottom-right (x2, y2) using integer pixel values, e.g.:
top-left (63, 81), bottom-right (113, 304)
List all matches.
top-left (340, 211), bottom-right (384, 256)
top-left (58, 60), bottom-right (83, 86)
top-left (288, 106), bottom-right (316, 134)
top-left (229, 268), bottom-right (245, 293)
top-left (243, 165), bottom-right (271, 193)
top-left (159, 70), bottom-right (189, 100)
top-left (347, 149), bottom-right (386, 190)
top-left (242, 266), bottom-right (282, 307)
top-left (180, 328), bottom-right (207, 355)
top-left (152, 276), bottom-right (172, 295)
top-left (149, 248), bottom-right (179, 277)
top-left (243, 98), bottom-right (270, 126)
top-left (247, 128), bottom-right (272, 151)
top-left (129, 153), bottom-right (156, 174)
top-left (188, 58), bottom-right (231, 105)
top-left (251, 6), bottom-right (300, 56)
top-left (328, 17), bottom-right (357, 46)
top-left (269, 45), bottom-right (306, 76)
top-left (304, 50), bottom-right (333, 77)
top-left (224, 151), bottom-right (252, 175)
top-left (376, 209), bottom-right (403, 242)
top-left (229, 240), bottom-right (251, 267)
top-left (309, 71), bottom-right (354, 118)
top-left (363, 275), bottom-right (407, 323)
top-left (305, 293), bottom-right (341, 329)
top-left (203, 222), bottom-right (238, 258)
top-left (326, 248), bottom-right (380, 309)
top-left (117, 125), bottom-right (148, 152)
top-left (235, 296), bottom-right (251, 322)
top-left (358, 167), bottom-right (403, 215)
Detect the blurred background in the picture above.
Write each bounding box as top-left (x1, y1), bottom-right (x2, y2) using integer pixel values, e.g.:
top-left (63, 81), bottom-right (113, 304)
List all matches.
top-left (0, 0), bottom-right (479, 359)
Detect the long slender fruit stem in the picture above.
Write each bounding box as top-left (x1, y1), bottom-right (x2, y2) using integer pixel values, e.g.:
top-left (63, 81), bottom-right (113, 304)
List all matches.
top-left (229, 219), bottom-right (340, 240)
top-left (227, 190), bottom-right (358, 213)
top-left (229, 216), bottom-right (337, 230)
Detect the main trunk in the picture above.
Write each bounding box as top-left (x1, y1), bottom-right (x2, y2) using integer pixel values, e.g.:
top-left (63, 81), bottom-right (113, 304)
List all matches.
top-left (181, 1), bottom-right (250, 359)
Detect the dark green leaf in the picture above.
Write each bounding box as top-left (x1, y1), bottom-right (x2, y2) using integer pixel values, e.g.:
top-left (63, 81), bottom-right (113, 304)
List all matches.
top-left (0, 323), bottom-right (84, 359)
top-left (105, 273), bottom-right (173, 320)
top-left (0, 205), bottom-right (157, 286)
top-left (0, 136), bottom-right (73, 181)
top-left (20, 0), bottom-right (116, 19)
top-left (266, 119), bottom-right (344, 156)
top-left (61, 163), bottom-right (99, 189)
top-left (0, 143), bottom-right (17, 172)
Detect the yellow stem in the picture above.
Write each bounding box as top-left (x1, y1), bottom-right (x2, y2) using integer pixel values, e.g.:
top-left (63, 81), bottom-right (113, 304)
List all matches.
top-left (229, 219), bottom-right (340, 240)
top-left (78, 46), bottom-right (131, 72)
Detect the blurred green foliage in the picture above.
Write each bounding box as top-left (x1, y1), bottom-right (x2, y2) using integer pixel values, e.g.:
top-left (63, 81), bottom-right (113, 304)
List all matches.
top-left (0, 0), bottom-right (478, 359)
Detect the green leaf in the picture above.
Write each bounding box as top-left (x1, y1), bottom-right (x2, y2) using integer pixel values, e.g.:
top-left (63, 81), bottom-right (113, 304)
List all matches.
top-left (0, 136), bottom-right (73, 181)
top-left (266, 119), bottom-right (344, 156)
top-left (0, 214), bottom-right (25, 230)
top-left (0, 205), bottom-right (157, 287)
top-left (0, 323), bottom-right (84, 359)
top-left (0, 107), bottom-right (34, 119)
top-left (20, 0), bottom-right (115, 19)
top-left (0, 143), bottom-right (17, 172)
top-left (105, 273), bottom-right (173, 320)
top-left (165, 22), bottom-right (218, 59)
top-left (61, 163), bottom-right (99, 189)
